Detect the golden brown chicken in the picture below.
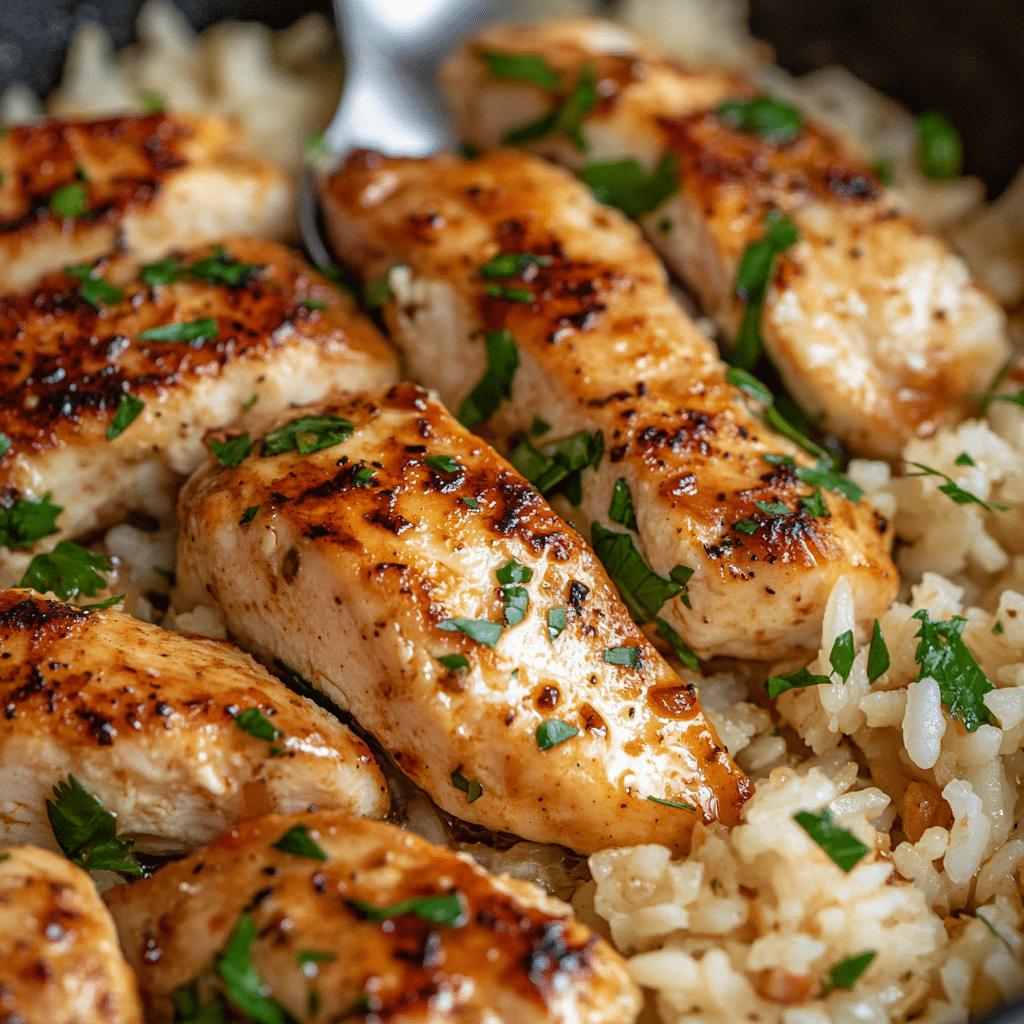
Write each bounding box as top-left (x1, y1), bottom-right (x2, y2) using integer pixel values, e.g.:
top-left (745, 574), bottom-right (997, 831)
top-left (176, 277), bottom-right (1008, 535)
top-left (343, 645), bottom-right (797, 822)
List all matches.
top-left (104, 810), bottom-right (642, 1024)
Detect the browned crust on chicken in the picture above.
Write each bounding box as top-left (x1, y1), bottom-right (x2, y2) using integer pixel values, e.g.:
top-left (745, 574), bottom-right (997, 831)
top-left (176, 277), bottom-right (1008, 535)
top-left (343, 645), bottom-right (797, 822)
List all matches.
top-left (0, 114), bottom-right (294, 292)
top-left (0, 844), bottom-right (143, 1024)
top-left (104, 811), bottom-right (641, 1024)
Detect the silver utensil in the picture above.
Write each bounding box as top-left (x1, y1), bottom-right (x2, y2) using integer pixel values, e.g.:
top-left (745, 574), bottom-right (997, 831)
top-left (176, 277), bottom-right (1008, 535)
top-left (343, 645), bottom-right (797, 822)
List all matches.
top-left (300, 0), bottom-right (507, 265)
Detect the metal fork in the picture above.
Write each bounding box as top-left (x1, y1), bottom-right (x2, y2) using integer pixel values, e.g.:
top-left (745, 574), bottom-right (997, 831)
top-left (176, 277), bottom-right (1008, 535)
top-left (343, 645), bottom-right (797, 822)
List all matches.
top-left (300, 0), bottom-right (507, 265)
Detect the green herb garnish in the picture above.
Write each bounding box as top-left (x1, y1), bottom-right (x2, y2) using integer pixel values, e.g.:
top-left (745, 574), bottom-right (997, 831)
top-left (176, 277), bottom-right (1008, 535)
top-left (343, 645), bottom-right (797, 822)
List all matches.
top-left (755, 499), bottom-right (791, 515)
top-left (733, 518), bottom-right (759, 535)
top-left (767, 665), bottom-right (831, 699)
top-left (867, 620), bottom-right (889, 682)
top-left (140, 89), bottom-right (165, 113)
top-left (485, 284), bottom-right (533, 302)
top-left (536, 719), bottom-right (579, 750)
top-left (271, 824), bottom-right (327, 861)
top-left (825, 951), bottom-right (877, 992)
top-left (653, 615), bottom-right (699, 671)
top-left (234, 708), bottom-right (282, 742)
top-left (505, 64), bottom-right (596, 152)
top-left (140, 257), bottom-right (181, 287)
top-left (451, 769), bottom-right (483, 803)
top-left (530, 416), bottom-right (551, 436)
top-left (46, 775), bottom-right (141, 876)
top-left (830, 630), bottom-right (855, 682)
top-left (108, 394), bottom-right (144, 440)
top-left (547, 607), bottom-right (566, 642)
top-left (187, 246), bottom-right (264, 288)
top-left (65, 263), bottom-right (124, 308)
top-left (49, 183), bottom-right (86, 218)
top-left (647, 795), bottom-right (695, 811)
top-left (580, 154), bottom-right (678, 218)
top-left (603, 645), bottom-right (642, 668)
top-left (911, 609), bottom-right (994, 731)
top-left (436, 653), bottom-right (470, 671)
top-left (763, 454), bottom-right (863, 504)
top-left (478, 50), bottom-right (560, 90)
top-left (349, 892), bottom-right (467, 927)
top-left (670, 564), bottom-right (694, 608)
top-left (458, 329), bottom-right (519, 429)
top-left (977, 912), bottom-right (1015, 954)
top-left (424, 454), bottom-right (461, 474)
top-left (730, 212), bottom-right (800, 370)
top-left (609, 477), bottom-right (639, 531)
top-left (438, 617), bottom-right (503, 648)
top-left (208, 433), bottom-right (251, 468)
top-left (509, 429), bottom-right (602, 506)
top-left (916, 110), bottom-right (962, 180)
top-left (299, 296), bottom-right (328, 311)
top-left (718, 95), bottom-right (804, 142)
top-left (993, 620), bottom-right (1005, 636)
top-left (479, 252), bottom-right (552, 279)
top-left (906, 462), bottom-right (1008, 512)
top-left (496, 558), bottom-right (532, 627)
top-left (239, 505), bottom-right (260, 525)
top-left (955, 452), bottom-right (975, 466)
top-left (19, 541), bottom-right (110, 602)
top-left (793, 807), bottom-right (870, 872)
top-left (217, 914), bottom-right (285, 1023)
top-left (261, 414), bottom-right (354, 457)
top-left (0, 492), bottom-right (62, 548)
top-left (591, 523), bottom-right (683, 624)
top-left (0, 434), bottom-right (9, 458)
top-left (137, 318), bottom-right (217, 344)
top-left (800, 488), bottom-right (829, 517)
top-left (460, 497), bottom-right (480, 509)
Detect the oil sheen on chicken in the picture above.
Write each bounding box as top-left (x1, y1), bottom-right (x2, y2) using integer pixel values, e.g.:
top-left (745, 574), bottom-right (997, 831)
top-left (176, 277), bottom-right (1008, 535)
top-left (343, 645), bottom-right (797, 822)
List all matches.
top-left (440, 19), bottom-right (1009, 458)
top-left (176, 384), bottom-right (751, 854)
top-left (104, 810), bottom-right (642, 1024)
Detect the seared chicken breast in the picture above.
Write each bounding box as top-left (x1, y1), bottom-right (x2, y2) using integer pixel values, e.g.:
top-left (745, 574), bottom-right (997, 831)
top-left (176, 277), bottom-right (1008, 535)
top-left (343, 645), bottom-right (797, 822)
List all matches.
top-left (318, 151), bottom-right (897, 660)
top-left (176, 385), bottom-right (750, 853)
top-left (0, 589), bottom-right (388, 857)
top-left (440, 20), bottom-right (1009, 458)
top-left (0, 237), bottom-right (398, 545)
top-left (0, 113), bottom-right (293, 292)
top-left (0, 844), bottom-right (142, 1024)
top-left (105, 810), bottom-right (642, 1024)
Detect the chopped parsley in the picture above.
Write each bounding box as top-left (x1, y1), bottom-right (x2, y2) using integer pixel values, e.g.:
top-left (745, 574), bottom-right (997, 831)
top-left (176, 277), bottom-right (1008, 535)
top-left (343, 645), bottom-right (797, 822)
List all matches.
top-left (19, 541), bottom-right (110, 602)
top-left (137, 317), bottom-right (218, 344)
top-left (763, 453), bottom-right (863, 504)
top-left (766, 664), bottom-right (831, 698)
top-left (603, 645), bottom-right (642, 668)
top-left (793, 806), bottom-right (870, 872)
top-left (424, 454), bottom-right (461, 474)
top-left (460, 497), bottom-right (480, 509)
top-left (911, 609), bottom-right (994, 732)
top-left (217, 914), bottom-right (286, 1023)
top-left (509, 429), bottom-right (602, 506)
top-left (436, 653), bottom-right (470, 671)
top-left (46, 775), bottom-right (141, 877)
top-left (271, 824), bottom-right (327, 861)
top-left (530, 416), bottom-right (551, 436)
top-left (647, 795), bottom-right (695, 811)
top-left (755, 499), bottom-right (791, 515)
top-left (580, 154), bottom-right (679, 218)
top-left (485, 284), bottom-right (532, 302)
top-left (670, 564), bottom-right (694, 608)
top-left (993, 619), bottom-right (1005, 636)
top-left (732, 518), bottom-right (759, 535)
top-left (140, 257), bottom-right (181, 287)
top-left (108, 394), bottom-right (144, 439)
top-left (730, 212), bottom-right (800, 370)
top-left (208, 433), bottom-right (251, 468)
top-left (829, 630), bottom-right (855, 681)
top-left (479, 252), bottom-right (552, 279)
top-left (49, 183), bottom-right (87, 218)
top-left (349, 892), bottom-right (467, 927)
top-left (299, 296), bottom-right (328, 311)
top-left (451, 769), bottom-right (483, 803)
top-left (362, 276), bottom-right (392, 308)
top-left (352, 466), bottom-right (375, 486)
top-left (297, 949), bottom-right (336, 969)
top-left (496, 558), bottom-right (532, 627)
top-left (239, 505), bottom-right (260, 525)
top-left (916, 110), bottom-right (962, 180)
top-left (609, 477), bottom-right (639, 531)
top-left (0, 492), bottom-right (62, 548)
top-left (458, 329), bottom-right (519, 429)
top-left (906, 462), bottom-right (1008, 512)
top-left (234, 708), bottom-right (281, 743)
top-left (140, 89), bottom-right (165, 113)
top-left (438, 617), bottom-right (503, 648)
top-left (718, 95), bottom-right (804, 143)
top-left (980, 385), bottom-right (1024, 410)
top-left (505, 63), bottom-right (596, 152)
top-left (536, 718), bottom-right (579, 750)
top-left (187, 247), bottom-right (265, 288)
top-left (591, 523), bottom-right (683, 624)
top-left (955, 452), bottom-right (975, 466)
top-left (261, 414), bottom-right (354, 456)
top-left (65, 263), bottom-right (124, 308)
top-left (478, 50), bottom-right (560, 90)
top-left (653, 615), bottom-right (699, 671)
top-left (825, 950), bottom-right (877, 992)
top-left (800, 488), bottom-right (829, 517)
top-left (0, 434), bottom-right (9, 458)
top-left (547, 607), bottom-right (566, 642)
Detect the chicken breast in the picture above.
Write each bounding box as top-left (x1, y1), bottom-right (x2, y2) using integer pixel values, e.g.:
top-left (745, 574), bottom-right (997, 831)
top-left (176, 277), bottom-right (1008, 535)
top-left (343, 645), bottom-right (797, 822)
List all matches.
top-left (0, 113), bottom-right (293, 292)
top-left (318, 151), bottom-right (897, 661)
top-left (0, 588), bottom-right (388, 858)
top-left (0, 844), bottom-right (142, 1024)
top-left (440, 20), bottom-right (1009, 458)
top-left (0, 237), bottom-right (398, 546)
top-left (176, 385), bottom-right (750, 854)
top-left (104, 810), bottom-right (642, 1024)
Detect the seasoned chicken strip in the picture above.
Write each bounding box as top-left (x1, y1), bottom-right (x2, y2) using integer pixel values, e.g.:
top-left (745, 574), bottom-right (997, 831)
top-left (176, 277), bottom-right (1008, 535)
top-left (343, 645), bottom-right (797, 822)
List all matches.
top-left (318, 151), bottom-right (897, 660)
top-left (0, 845), bottom-right (142, 1024)
top-left (0, 237), bottom-right (398, 546)
top-left (176, 385), bottom-right (750, 853)
top-left (0, 589), bottom-right (388, 857)
top-left (440, 20), bottom-right (1009, 458)
top-left (0, 113), bottom-right (293, 292)
top-left (105, 811), bottom-right (642, 1024)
